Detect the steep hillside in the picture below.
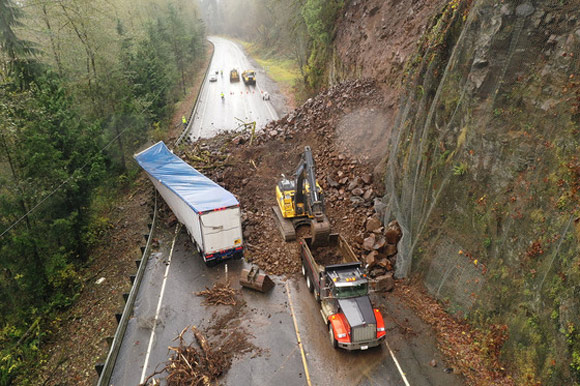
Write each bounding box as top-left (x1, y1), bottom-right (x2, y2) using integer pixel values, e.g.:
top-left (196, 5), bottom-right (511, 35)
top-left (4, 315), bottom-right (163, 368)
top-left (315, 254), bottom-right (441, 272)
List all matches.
top-left (331, 0), bottom-right (580, 383)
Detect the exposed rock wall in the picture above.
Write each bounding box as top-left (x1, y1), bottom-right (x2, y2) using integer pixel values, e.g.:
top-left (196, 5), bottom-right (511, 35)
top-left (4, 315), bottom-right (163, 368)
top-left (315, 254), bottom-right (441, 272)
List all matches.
top-left (333, 0), bottom-right (580, 383)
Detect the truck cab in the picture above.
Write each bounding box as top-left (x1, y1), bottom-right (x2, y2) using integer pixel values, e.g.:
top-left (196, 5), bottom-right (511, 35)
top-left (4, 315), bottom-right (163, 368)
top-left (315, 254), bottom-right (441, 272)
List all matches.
top-left (321, 263), bottom-right (386, 350)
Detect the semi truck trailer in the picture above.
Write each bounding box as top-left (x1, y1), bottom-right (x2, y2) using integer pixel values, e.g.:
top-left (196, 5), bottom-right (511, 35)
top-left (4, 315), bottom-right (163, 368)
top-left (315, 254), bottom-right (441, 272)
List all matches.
top-left (135, 141), bottom-right (243, 265)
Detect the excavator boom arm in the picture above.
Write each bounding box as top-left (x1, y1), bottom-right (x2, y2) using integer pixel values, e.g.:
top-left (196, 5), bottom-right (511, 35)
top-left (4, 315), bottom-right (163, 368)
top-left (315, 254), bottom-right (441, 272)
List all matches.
top-left (294, 146), bottom-right (323, 214)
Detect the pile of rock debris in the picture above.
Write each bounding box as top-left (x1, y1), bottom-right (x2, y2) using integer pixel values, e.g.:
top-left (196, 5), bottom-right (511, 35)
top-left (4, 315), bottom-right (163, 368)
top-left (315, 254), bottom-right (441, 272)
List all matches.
top-left (178, 79), bottom-right (398, 286)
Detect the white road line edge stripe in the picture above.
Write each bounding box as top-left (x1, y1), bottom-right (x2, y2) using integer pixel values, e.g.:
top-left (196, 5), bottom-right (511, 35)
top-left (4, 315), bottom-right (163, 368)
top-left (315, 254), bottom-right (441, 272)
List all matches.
top-left (139, 224), bottom-right (180, 384)
top-left (384, 338), bottom-right (411, 386)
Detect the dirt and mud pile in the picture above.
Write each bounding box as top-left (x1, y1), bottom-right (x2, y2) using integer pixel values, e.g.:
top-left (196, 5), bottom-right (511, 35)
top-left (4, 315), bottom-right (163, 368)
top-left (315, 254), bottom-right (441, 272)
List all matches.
top-left (178, 79), bottom-right (399, 279)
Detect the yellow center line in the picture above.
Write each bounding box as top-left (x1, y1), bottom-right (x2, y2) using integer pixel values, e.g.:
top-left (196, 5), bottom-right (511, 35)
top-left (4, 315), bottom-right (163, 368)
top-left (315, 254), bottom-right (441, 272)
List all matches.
top-left (285, 281), bottom-right (312, 386)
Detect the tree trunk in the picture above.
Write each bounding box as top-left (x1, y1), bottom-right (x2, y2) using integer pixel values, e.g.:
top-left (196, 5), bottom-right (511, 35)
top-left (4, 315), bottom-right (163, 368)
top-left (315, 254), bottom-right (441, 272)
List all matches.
top-left (0, 129), bottom-right (45, 284)
top-left (42, 5), bottom-right (63, 78)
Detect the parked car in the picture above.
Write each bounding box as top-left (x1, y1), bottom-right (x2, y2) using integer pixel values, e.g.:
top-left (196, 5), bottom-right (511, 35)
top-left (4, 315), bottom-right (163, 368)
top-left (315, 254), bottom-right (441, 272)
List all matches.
top-left (262, 91), bottom-right (270, 101)
top-left (209, 75), bottom-right (217, 82)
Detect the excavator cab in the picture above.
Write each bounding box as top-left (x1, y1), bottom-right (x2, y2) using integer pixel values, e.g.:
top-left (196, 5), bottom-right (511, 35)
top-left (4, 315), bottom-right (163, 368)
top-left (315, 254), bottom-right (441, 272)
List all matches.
top-left (276, 175), bottom-right (296, 217)
top-left (272, 147), bottom-right (331, 246)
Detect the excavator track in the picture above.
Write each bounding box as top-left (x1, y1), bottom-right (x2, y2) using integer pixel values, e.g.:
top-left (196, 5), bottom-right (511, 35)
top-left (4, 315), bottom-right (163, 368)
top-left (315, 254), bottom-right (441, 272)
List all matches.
top-left (271, 206), bottom-right (296, 241)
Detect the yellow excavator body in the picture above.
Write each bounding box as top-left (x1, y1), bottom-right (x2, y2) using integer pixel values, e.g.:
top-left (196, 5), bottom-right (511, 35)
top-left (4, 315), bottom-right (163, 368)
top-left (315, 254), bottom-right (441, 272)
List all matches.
top-left (272, 146), bottom-right (330, 246)
top-left (276, 180), bottom-right (320, 219)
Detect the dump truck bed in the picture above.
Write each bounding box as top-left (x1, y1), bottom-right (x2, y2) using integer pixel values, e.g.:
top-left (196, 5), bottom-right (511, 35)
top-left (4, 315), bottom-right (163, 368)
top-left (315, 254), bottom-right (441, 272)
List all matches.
top-left (300, 234), bottom-right (358, 293)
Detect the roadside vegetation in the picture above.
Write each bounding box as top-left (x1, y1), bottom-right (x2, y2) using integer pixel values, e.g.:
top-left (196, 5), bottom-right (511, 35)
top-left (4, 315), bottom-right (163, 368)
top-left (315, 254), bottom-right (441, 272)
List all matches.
top-left (0, 0), bottom-right (205, 383)
top-left (237, 41), bottom-right (305, 106)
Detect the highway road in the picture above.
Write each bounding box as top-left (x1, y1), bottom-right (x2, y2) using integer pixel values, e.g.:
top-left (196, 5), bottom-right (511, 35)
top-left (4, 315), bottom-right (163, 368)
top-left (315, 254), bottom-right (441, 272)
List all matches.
top-left (110, 36), bottom-right (464, 385)
top-left (187, 36), bottom-right (279, 141)
top-left (110, 222), bottom-right (463, 386)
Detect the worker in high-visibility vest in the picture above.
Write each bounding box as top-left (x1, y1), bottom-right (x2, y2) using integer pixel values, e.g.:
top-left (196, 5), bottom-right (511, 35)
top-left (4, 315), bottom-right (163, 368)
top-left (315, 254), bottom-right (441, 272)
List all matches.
top-left (182, 115), bottom-right (187, 128)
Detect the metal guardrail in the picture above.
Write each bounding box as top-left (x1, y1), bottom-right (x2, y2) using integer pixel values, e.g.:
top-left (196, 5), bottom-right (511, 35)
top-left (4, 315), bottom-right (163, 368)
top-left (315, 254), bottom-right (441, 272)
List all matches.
top-left (175, 39), bottom-right (216, 147)
top-left (97, 38), bottom-right (215, 385)
top-left (97, 191), bottom-right (158, 386)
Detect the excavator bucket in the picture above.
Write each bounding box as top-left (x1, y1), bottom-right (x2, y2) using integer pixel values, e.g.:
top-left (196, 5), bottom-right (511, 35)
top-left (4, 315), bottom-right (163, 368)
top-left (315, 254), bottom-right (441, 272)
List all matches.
top-left (239, 266), bottom-right (275, 293)
top-left (310, 214), bottom-right (331, 247)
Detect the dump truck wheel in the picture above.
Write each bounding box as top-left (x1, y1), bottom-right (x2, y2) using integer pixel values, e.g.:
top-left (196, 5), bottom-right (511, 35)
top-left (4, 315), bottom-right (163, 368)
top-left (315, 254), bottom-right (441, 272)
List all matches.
top-left (306, 275), bottom-right (313, 292)
top-left (329, 325), bottom-right (338, 348)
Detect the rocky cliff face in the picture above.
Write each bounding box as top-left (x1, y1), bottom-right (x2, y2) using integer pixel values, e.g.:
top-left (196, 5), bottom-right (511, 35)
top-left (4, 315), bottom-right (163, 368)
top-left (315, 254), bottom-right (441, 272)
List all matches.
top-left (333, 0), bottom-right (580, 383)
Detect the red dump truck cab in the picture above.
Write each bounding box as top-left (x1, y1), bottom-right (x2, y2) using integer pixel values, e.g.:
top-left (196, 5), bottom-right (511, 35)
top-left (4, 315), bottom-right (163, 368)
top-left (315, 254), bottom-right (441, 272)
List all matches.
top-left (300, 234), bottom-right (386, 350)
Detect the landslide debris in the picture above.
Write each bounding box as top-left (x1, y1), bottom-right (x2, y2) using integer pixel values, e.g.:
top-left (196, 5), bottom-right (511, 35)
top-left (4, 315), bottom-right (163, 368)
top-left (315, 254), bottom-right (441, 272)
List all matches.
top-left (178, 79), bottom-right (399, 279)
top-left (395, 284), bottom-right (513, 385)
top-left (145, 282), bottom-right (260, 385)
top-left (196, 281), bottom-right (239, 306)
top-left (141, 326), bottom-right (242, 386)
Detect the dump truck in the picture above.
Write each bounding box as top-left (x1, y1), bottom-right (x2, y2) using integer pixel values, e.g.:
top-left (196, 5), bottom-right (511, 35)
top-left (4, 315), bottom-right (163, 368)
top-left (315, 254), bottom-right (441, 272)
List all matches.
top-left (135, 141), bottom-right (243, 265)
top-left (301, 234), bottom-right (386, 350)
top-left (230, 69), bottom-right (239, 82)
top-left (241, 70), bottom-right (256, 85)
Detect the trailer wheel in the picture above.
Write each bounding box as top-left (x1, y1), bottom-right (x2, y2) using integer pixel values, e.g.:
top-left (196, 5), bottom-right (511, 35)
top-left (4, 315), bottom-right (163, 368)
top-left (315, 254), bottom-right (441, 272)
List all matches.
top-left (301, 262), bottom-right (306, 277)
top-left (329, 325), bottom-right (338, 349)
top-left (306, 275), bottom-right (313, 292)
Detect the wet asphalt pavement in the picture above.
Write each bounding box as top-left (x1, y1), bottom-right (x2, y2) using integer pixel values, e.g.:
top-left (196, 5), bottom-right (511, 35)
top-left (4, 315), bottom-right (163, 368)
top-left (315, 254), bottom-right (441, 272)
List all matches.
top-left (111, 222), bottom-right (463, 386)
top-left (188, 36), bottom-right (279, 141)
top-left (111, 36), bottom-right (465, 385)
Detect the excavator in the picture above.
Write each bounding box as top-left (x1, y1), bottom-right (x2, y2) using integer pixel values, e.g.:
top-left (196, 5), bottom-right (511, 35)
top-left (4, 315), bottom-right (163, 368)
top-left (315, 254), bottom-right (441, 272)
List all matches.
top-left (272, 146), bottom-right (331, 247)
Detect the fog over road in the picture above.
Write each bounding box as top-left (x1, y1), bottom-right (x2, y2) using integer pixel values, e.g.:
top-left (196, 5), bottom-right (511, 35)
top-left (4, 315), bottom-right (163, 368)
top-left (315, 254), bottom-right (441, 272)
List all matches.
top-left (188, 36), bottom-right (278, 141)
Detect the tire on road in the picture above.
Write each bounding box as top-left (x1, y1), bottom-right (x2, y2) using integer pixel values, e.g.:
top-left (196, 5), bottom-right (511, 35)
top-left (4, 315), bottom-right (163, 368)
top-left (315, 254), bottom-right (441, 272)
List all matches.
top-left (301, 262), bottom-right (306, 277)
top-left (329, 325), bottom-right (338, 349)
top-left (306, 274), bottom-right (313, 292)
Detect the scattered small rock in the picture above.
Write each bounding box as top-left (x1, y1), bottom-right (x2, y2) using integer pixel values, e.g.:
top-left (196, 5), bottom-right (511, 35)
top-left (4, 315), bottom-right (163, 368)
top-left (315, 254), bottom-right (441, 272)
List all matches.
top-left (366, 217), bottom-right (382, 232)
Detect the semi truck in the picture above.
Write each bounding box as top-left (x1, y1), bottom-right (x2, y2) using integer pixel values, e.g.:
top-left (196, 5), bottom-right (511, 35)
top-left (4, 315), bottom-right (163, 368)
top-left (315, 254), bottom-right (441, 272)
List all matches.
top-left (300, 234), bottom-right (386, 350)
top-left (135, 141), bottom-right (243, 265)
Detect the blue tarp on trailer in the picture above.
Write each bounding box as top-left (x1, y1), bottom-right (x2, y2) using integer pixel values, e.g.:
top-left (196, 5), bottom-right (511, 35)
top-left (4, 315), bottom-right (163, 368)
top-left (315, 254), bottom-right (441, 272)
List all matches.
top-left (134, 141), bottom-right (239, 213)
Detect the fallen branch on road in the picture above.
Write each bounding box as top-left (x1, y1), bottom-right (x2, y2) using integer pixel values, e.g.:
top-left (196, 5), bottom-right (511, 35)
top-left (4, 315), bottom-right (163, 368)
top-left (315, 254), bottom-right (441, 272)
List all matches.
top-left (195, 281), bottom-right (239, 306)
top-left (141, 325), bottom-right (229, 386)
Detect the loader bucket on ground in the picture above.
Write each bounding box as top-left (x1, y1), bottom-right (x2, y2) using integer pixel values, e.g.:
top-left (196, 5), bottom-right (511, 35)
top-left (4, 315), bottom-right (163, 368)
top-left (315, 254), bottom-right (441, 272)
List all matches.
top-left (239, 266), bottom-right (275, 293)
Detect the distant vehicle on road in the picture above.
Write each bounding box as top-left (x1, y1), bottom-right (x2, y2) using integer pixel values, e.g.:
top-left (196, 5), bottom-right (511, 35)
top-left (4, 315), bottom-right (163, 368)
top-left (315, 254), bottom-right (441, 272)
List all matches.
top-left (242, 70), bottom-right (256, 85)
top-left (262, 91), bottom-right (270, 101)
top-left (230, 69), bottom-right (239, 82)
top-left (209, 75), bottom-right (217, 82)
top-left (135, 142), bottom-right (244, 266)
